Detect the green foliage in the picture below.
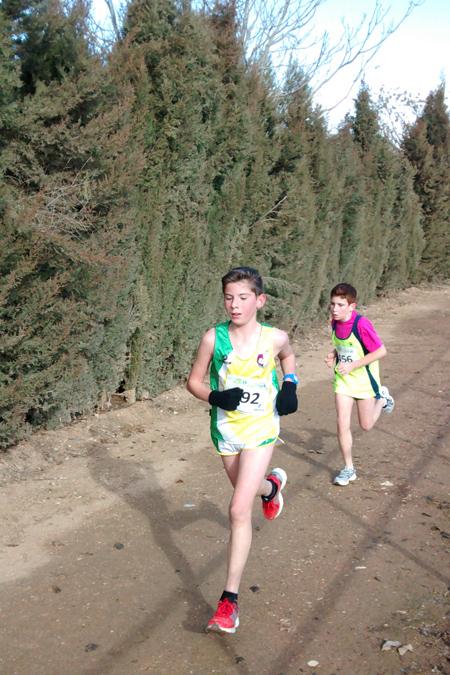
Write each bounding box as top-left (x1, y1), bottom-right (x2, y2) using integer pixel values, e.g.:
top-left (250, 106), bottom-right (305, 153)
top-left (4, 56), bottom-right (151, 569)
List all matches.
top-left (381, 156), bottom-right (423, 290)
top-left (0, 21), bottom-right (144, 448)
top-left (121, 0), bottom-right (285, 391)
top-left (121, 0), bottom-right (224, 391)
top-left (2, 0), bottom-right (93, 95)
top-left (0, 0), bottom-right (431, 449)
top-left (403, 83), bottom-right (450, 278)
top-left (252, 67), bottom-right (343, 331)
top-left (0, 10), bottom-right (21, 114)
top-left (330, 83), bottom-right (423, 302)
top-left (351, 81), bottom-right (381, 154)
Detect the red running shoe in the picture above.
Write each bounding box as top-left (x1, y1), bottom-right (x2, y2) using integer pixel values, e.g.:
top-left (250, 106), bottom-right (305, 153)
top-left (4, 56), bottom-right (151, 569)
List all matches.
top-left (262, 467), bottom-right (287, 520)
top-left (206, 598), bottom-right (239, 634)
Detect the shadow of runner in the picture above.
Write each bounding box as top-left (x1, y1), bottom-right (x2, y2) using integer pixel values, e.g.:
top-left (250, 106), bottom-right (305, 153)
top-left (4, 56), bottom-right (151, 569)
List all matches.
top-left (83, 443), bottom-right (253, 675)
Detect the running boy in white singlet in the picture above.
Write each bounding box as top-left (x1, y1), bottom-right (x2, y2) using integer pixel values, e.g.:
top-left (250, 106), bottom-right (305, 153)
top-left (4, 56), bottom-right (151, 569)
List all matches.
top-left (187, 266), bottom-right (298, 634)
top-left (324, 283), bottom-right (395, 486)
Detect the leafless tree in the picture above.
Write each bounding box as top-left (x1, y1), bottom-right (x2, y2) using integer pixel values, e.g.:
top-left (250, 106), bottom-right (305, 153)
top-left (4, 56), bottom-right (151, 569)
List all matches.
top-left (209, 0), bottom-right (425, 104)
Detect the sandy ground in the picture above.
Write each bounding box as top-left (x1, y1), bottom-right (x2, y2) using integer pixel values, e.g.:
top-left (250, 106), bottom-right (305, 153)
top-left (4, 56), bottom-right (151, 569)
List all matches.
top-left (0, 284), bottom-right (449, 675)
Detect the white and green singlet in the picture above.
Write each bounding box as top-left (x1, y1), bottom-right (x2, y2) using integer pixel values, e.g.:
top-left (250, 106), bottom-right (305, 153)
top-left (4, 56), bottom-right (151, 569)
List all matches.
top-left (209, 322), bottom-right (280, 449)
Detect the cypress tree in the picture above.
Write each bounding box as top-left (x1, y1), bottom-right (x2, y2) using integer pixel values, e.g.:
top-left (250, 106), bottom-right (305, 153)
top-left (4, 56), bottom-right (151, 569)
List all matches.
top-left (0, 9), bottom-right (20, 116)
top-left (403, 83), bottom-right (450, 278)
top-left (334, 82), bottom-right (423, 299)
top-left (333, 117), bottom-right (366, 286)
top-left (0, 2), bottom-right (144, 447)
top-left (121, 0), bottom-right (282, 392)
top-left (2, 0), bottom-right (92, 96)
top-left (342, 83), bottom-right (395, 300)
top-left (260, 66), bottom-right (343, 329)
top-left (380, 155), bottom-right (423, 290)
top-left (119, 0), bottom-right (223, 392)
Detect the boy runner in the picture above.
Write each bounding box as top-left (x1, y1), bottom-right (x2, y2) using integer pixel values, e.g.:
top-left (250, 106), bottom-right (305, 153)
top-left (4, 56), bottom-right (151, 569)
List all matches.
top-left (187, 266), bottom-right (298, 633)
top-left (324, 283), bottom-right (394, 486)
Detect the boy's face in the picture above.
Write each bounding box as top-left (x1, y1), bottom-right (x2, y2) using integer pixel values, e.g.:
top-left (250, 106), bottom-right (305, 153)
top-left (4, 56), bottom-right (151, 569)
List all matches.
top-left (330, 295), bottom-right (356, 322)
top-left (223, 281), bottom-right (265, 327)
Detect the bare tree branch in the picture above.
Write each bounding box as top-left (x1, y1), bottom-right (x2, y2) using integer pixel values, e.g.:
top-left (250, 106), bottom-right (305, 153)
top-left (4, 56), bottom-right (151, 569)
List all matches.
top-left (25, 161), bottom-right (100, 240)
top-left (85, 0), bottom-right (122, 52)
top-left (103, 0), bottom-right (121, 41)
top-left (376, 86), bottom-right (425, 146)
top-left (249, 195), bottom-right (288, 230)
top-left (226, 0), bottom-right (425, 103)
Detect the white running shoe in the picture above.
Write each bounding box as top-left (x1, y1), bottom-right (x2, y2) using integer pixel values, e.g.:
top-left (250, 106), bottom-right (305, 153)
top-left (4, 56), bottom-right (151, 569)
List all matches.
top-left (333, 466), bottom-right (357, 486)
top-left (380, 385), bottom-right (395, 413)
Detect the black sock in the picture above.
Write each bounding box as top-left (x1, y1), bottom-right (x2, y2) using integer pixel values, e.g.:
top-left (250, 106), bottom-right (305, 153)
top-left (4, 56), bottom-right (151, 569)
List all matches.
top-left (220, 590), bottom-right (238, 604)
top-left (261, 478), bottom-right (278, 503)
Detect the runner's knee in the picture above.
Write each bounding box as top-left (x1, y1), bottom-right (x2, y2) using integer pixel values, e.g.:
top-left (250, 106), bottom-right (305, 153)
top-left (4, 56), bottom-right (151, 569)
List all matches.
top-left (360, 419), bottom-right (375, 432)
top-left (337, 417), bottom-right (351, 434)
top-left (229, 499), bottom-right (252, 525)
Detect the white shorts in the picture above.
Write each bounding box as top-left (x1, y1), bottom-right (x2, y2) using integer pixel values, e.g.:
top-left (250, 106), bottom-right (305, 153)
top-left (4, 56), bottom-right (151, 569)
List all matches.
top-left (213, 436), bottom-right (284, 456)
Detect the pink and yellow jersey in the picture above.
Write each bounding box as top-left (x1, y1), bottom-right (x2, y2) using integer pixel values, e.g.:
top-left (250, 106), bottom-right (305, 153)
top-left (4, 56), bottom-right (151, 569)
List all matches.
top-left (332, 313), bottom-right (382, 399)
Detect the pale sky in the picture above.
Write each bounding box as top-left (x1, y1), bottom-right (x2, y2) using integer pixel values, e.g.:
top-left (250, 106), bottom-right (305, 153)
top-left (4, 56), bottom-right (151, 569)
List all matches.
top-left (92, 0), bottom-right (449, 129)
top-left (310, 0), bottom-right (450, 127)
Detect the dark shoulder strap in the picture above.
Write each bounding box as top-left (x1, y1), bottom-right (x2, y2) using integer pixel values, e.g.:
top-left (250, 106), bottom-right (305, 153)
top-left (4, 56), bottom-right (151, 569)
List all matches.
top-left (352, 314), bottom-right (368, 355)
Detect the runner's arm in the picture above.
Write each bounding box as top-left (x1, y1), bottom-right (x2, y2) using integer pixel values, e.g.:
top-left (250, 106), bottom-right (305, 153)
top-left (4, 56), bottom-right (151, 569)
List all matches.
top-left (324, 349), bottom-right (337, 368)
top-left (273, 328), bottom-right (296, 379)
top-left (186, 329), bottom-right (215, 402)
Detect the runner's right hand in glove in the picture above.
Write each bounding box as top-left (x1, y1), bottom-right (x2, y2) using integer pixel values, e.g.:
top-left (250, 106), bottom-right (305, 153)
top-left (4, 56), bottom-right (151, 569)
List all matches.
top-left (208, 388), bottom-right (244, 411)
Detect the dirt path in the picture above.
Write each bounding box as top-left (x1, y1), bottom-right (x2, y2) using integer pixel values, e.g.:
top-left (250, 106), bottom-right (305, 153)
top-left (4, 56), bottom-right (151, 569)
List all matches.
top-left (1, 284), bottom-right (450, 675)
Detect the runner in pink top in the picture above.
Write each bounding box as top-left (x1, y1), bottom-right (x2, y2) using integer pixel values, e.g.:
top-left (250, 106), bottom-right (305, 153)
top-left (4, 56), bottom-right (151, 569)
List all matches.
top-left (333, 311), bottom-right (383, 353)
top-left (324, 283), bottom-right (395, 487)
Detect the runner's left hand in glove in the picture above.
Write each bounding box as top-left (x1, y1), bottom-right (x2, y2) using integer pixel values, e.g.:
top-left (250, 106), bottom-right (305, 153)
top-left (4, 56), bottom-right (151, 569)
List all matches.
top-left (275, 381), bottom-right (298, 416)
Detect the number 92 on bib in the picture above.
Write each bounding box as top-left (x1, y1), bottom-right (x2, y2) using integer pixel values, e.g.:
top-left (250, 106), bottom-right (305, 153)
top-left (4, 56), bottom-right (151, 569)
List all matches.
top-left (224, 375), bottom-right (270, 415)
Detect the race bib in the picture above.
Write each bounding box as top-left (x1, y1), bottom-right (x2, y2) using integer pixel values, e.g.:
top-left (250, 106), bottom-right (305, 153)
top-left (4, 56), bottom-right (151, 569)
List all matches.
top-left (336, 345), bottom-right (358, 363)
top-left (225, 375), bottom-right (270, 415)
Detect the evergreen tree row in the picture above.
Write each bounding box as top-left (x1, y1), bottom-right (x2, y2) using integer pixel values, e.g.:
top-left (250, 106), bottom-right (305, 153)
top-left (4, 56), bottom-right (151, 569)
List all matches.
top-left (0, 0), bottom-right (448, 449)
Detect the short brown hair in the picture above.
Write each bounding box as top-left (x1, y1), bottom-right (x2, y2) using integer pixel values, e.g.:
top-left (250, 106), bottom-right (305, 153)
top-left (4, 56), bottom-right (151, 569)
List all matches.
top-left (330, 283), bottom-right (357, 304)
top-left (221, 267), bottom-right (264, 296)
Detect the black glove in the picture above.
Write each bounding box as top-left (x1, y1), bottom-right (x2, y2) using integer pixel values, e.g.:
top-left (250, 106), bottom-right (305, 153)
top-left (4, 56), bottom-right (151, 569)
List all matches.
top-left (209, 388), bottom-right (244, 411)
top-left (275, 381), bottom-right (298, 416)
